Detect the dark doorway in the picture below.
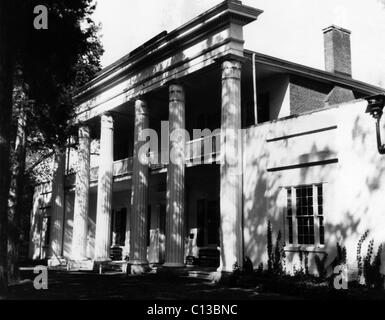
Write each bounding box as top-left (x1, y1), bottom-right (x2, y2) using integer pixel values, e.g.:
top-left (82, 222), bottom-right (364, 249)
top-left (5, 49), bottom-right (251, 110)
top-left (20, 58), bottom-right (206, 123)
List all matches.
top-left (197, 199), bottom-right (220, 247)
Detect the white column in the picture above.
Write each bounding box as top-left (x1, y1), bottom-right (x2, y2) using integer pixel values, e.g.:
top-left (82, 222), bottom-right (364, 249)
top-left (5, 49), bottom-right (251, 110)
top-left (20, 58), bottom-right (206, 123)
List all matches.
top-left (123, 206), bottom-right (130, 260)
top-left (129, 99), bottom-right (150, 268)
top-left (49, 150), bottom-right (65, 258)
top-left (94, 113), bottom-right (114, 261)
top-left (219, 60), bottom-right (244, 272)
top-left (164, 84), bottom-right (186, 267)
top-left (71, 125), bottom-right (91, 260)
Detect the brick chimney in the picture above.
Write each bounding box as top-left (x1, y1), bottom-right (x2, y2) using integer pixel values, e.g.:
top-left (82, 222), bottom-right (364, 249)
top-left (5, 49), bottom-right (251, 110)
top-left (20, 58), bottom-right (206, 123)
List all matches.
top-left (323, 25), bottom-right (352, 77)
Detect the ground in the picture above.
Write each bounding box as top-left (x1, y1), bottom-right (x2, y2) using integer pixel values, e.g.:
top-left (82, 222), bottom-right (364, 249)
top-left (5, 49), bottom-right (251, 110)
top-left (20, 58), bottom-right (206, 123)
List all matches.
top-left (6, 268), bottom-right (298, 300)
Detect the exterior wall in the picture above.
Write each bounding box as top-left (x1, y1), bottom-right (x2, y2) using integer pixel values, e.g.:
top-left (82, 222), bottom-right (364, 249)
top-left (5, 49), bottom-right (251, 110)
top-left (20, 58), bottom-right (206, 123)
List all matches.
top-left (289, 76), bottom-right (330, 115)
top-left (243, 99), bottom-right (385, 277)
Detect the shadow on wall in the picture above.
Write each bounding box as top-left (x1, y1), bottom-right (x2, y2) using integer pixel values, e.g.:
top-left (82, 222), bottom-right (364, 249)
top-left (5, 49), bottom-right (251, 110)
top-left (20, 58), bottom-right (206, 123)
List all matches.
top-left (243, 101), bottom-right (385, 276)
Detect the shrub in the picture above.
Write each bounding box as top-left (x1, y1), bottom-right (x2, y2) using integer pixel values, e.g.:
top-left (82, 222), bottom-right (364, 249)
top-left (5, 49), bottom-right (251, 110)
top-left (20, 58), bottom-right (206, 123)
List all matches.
top-left (314, 253), bottom-right (328, 280)
top-left (243, 256), bottom-right (254, 274)
top-left (331, 242), bottom-right (347, 270)
top-left (357, 230), bottom-right (369, 279)
top-left (256, 262), bottom-right (263, 275)
top-left (363, 242), bottom-right (383, 289)
top-left (267, 221), bottom-right (273, 272)
top-left (266, 220), bottom-right (286, 275)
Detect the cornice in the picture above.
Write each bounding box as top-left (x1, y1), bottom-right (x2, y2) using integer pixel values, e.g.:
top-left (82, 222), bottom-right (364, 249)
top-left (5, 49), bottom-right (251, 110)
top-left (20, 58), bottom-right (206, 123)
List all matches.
top-left (74, 0), bottom-right (263, 105)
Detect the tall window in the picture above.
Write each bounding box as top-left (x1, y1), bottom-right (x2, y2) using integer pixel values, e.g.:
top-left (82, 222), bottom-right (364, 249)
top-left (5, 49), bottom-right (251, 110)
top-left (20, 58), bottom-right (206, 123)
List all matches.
top-left (286, 184), bottom-right (325, 246)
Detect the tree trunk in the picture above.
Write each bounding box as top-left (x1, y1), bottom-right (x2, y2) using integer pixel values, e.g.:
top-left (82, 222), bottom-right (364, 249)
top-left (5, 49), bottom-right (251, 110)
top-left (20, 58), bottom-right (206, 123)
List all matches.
top-left (0, 0), bottom-right (16, 296)
top-left (8, 105), bottom-right (27, 285)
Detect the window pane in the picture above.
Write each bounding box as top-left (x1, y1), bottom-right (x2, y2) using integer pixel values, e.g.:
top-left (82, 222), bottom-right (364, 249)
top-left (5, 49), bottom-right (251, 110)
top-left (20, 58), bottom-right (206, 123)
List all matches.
top-left (319, 216), bottom-right (325, 245)
top-left (287, 217), bottom-right (293, 244)
top-left (299, 217), bottom-right (314, 245)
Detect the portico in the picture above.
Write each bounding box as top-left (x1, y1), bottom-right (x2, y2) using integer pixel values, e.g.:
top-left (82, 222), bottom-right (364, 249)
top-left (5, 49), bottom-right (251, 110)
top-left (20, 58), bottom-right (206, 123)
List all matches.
top-left (52, 0), bottom-right (263, 274)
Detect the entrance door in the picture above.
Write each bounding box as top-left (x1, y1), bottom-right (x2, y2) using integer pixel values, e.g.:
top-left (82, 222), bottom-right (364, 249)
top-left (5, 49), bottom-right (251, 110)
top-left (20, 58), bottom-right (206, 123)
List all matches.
top-left (110, 208), bottom-right (127, 261)
top-left (111, 208), bottom-right (127, 247)
top-left (197, 199), bottom-right (220, 247)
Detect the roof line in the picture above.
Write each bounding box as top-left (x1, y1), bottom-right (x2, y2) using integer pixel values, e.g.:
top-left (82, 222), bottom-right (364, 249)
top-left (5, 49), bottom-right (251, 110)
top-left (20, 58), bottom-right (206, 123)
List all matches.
top-left (244, 49), bottom-right (384, 94)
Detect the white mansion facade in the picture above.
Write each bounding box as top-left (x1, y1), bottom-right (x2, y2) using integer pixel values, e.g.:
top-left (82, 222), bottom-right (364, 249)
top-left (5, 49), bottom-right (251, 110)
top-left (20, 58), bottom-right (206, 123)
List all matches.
top-left (29, 0), bottom-right (385, 277)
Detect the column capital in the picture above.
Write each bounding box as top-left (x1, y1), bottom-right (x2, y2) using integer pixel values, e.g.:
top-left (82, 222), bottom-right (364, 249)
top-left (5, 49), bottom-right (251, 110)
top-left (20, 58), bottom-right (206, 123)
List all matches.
top-left (101, 112), bottom-right (114, 129)
top-left (221, 60), bottom-right (242, 80)
top-left (78, 124), bottom-right (90, 139)
top-left (135, 98), bottom-right (149, 116)
top-left (169, 84), bottom-right (185, 103)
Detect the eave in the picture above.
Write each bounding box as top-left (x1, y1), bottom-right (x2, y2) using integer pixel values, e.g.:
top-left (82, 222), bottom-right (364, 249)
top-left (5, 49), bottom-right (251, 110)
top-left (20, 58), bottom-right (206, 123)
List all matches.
top-left (245, 49), bottom-right (384, 95)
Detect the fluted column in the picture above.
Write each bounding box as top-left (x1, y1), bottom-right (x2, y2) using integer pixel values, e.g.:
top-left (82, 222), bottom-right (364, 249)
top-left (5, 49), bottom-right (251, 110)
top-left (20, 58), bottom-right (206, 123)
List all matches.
top-left (164, 84), bottom-right (185, 267)
top-left (49, 149), bottom-right (65, 258)
top-left (94, 113), bottom-right (114, 261)
top-left (219, 60), bottom-right (243, 272)
top-left (71, 125), bottom-right (91, 260)
top-left (129, 99), bottom-right (150, 269)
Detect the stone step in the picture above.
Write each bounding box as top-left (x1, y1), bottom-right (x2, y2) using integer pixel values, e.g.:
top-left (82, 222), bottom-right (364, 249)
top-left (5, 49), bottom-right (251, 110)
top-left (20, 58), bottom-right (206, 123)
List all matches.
top-left (186, 270), bottom-right (215, 281)
top-left (67, 259), bottom-right (94, 271)
top-left (48, 257), bottom-right (68, 268)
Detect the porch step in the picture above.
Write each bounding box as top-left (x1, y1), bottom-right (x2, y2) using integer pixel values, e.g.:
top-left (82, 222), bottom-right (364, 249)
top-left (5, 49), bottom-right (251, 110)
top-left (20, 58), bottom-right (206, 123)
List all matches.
top-left (198, 248), bottom-right (220, 268)
top-left (186, 270), bottom-right (215, 281)
top-left (98, 261), bottom-right (128, 274)
top-left (67, 259), bottom-right (94, 271)
top-left (48, 257), bottom-right (68, 268)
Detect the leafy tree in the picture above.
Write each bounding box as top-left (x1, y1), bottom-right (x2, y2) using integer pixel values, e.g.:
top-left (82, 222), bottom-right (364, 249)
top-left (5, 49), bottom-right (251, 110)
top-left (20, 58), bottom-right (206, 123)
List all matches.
top-left (0, 0), bottom-right (17, 296)
top-left (0, 0), bottom-right (103, 294)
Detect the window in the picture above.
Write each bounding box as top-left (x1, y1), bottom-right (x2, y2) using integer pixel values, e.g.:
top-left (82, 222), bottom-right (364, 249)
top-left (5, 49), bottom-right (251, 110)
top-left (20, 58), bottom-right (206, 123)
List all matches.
top-left (286, 184), bottom-right (325, 246)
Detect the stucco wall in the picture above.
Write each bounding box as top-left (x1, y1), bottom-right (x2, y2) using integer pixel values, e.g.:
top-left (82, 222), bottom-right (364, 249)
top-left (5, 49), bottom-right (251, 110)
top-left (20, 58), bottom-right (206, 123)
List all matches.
top-left (243, 99), bottom-right (385, 278)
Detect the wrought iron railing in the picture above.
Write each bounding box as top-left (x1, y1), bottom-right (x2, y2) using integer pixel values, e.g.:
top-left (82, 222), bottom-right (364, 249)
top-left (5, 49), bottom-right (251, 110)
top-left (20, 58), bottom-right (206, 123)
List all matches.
top-left (65, 134), bottom-right (221, 186)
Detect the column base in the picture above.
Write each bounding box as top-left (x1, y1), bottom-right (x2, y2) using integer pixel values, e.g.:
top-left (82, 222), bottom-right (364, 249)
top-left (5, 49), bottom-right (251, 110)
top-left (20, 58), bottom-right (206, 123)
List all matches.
top-left (211, 270), bottom-right (233, 284)
top-left (128, 261), bottom-right (151, 275)
top-left (67, 258), bottom-right (94, 271)
top-left (47, 256), bottom-right (67, 268)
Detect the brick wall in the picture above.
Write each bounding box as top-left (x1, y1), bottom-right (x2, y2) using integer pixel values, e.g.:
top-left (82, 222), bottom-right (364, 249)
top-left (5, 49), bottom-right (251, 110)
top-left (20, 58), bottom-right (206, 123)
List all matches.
top-left (290, 75), bottom-right (331, 115)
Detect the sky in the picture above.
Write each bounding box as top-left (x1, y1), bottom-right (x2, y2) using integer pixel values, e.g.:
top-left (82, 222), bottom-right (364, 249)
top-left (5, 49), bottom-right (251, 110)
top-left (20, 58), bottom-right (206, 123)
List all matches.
top-left (93, 0), bottom-right (385, 88)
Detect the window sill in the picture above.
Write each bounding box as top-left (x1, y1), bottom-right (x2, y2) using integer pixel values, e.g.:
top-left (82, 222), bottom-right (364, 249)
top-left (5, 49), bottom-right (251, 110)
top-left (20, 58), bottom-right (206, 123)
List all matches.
top-left (284, 244), bottom-right (326, 253)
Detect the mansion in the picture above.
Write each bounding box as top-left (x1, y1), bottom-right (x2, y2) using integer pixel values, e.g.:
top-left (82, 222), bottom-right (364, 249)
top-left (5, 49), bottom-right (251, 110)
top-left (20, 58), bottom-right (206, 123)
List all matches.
top-left (29, 0), bottom-right (385, 277)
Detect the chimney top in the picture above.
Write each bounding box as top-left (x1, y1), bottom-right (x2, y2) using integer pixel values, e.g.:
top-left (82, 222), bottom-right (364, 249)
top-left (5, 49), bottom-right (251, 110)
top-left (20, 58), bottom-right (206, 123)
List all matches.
top-left (323, 25), bottom-right (352, 77)
top-left (323, 25), bottom-right (351, 35)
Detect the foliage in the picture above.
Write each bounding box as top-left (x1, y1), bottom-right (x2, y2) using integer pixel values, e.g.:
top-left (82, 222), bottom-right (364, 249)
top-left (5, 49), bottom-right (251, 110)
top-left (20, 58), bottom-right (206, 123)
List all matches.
top-left (331, 242), bottom-right (347, 270)
top-left (266, 221), bottom-right (286, 275)
top-left (357, 230), bottom-right (369, 279)
top-left (256, 263), bottom-right (263, 275)
top-left (232, 261), bottom-right (241, 275)
top-left (314, 253), bottom-right (328, 280)
top-left (0, 0), bottom-right (103, 293)
top-left (363, 242), bottom-right (383, 289)
top-left (293, 250), bottom-right (309, 276)
top-left (267, 220), bottom-right (273, 272)
top-left (243, 256), bottom-right (253, 274)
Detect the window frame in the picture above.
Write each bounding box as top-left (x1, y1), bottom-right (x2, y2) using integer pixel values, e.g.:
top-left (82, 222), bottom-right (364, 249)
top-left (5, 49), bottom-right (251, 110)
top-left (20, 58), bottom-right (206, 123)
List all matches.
top-left (284, 183), bottom-right (325, 251)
